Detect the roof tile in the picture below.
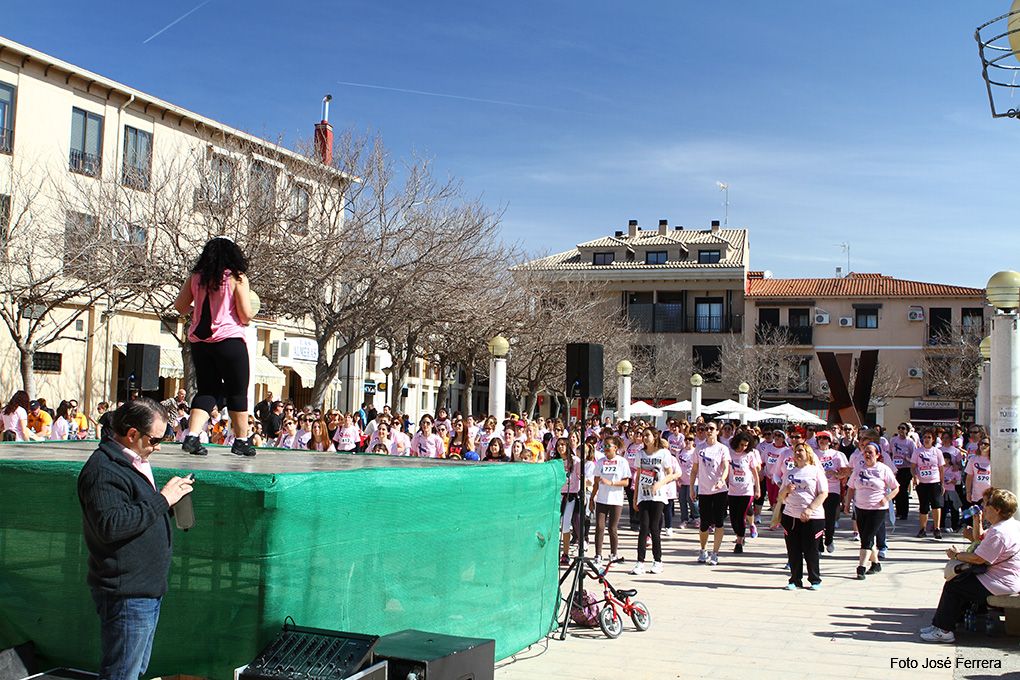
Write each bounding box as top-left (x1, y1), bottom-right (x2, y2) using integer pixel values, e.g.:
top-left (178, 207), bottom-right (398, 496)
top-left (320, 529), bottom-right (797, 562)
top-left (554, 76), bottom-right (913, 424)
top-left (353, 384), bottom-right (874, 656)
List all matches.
top-left (747, 273), bottom-right (983, 299)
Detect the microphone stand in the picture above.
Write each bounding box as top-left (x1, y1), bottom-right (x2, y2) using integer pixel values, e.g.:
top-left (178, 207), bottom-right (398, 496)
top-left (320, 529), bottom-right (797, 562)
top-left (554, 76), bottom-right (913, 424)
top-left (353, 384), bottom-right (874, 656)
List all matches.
top-left (557, 392), bottom-right (592, 639)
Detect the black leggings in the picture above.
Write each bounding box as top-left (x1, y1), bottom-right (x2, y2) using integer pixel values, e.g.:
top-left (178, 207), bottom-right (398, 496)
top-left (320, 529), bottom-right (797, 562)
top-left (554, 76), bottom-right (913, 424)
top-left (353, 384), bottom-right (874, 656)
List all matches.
top-left (637, 501), bottom-right (664, 563)
top-left (594, 503), bottom-right (622, 557)
top-left (822, 492), bottom-right (842, 545)
top-left (190, 337), bottom-right (250, 413)
top-left (781, 514), bottom-right (824, 586)
top-left (894, 468), bottom-right (913, 518)
top-left (856, 508), bottom-right (886, 551)
top-left (727, 495), bottom-right (753, 538)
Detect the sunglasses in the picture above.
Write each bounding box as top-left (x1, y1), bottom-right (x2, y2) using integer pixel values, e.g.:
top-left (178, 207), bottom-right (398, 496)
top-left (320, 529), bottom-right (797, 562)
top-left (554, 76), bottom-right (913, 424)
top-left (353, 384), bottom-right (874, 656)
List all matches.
top-left (142, 432), bottom-right (166, 445)
top-left (980, 441), bottom-right (990, 446)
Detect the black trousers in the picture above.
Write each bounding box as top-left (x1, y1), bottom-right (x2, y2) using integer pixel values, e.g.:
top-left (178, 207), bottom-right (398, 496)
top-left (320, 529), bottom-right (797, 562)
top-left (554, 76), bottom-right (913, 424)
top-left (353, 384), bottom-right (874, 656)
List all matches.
top-left (894, 468), bottom-right (913, 519)
top-left (781, 514), bottom-right (825, 586)
top-left (822, 492), bottom-right (842, 545)
top-left (190, 337), bottom-right (250, 413)
top-left (625, 484), bottom-right (640, 529)
top-left (856, 508), bottom-right (886, 551)
top-left (932, 572), bottom-right (993, 631)
top-left (637, 501), bottom-right (665, 563)
top-left (727, 495), bottom-right (753, 538)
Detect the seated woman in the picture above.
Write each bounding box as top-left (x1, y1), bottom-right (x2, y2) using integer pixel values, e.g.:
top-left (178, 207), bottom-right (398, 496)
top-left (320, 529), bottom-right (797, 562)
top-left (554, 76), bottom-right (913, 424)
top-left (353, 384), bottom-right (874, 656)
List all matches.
top-left (920, 488), bottom-right (1020, 643)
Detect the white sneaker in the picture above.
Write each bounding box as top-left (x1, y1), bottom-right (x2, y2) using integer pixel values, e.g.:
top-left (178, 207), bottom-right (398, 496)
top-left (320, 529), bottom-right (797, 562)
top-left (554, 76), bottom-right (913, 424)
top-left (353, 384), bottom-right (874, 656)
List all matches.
top-left (610, 554), bottom-right (625, 564)
top-left (697, 549), bottom-right (709, 563)
top-left (919, 625), bottom-right (937, 635)
top-left (592, 555), bottom-right (603, 569)
top-left (919, 627), bottom-right (955, 643)
top-left (665, 528), bottom-right (674, 537)
top-left (630, 562), bottom-right (647, 575)
top-left (708, 552), bottom-right (719, 566)
top-left (650, 561), bottom-right (663, 574)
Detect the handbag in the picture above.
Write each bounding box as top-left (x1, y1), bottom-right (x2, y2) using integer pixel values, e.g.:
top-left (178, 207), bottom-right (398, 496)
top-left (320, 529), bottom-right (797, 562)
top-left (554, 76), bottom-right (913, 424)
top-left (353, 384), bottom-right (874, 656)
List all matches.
top-left (944, 548), bottom-right (1017, 581)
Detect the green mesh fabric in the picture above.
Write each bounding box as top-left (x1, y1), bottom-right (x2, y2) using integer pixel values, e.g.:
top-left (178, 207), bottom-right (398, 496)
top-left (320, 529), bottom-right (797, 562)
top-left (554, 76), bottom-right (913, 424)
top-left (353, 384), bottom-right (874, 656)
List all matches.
top-left (0, 447), bottom-right (564, 678)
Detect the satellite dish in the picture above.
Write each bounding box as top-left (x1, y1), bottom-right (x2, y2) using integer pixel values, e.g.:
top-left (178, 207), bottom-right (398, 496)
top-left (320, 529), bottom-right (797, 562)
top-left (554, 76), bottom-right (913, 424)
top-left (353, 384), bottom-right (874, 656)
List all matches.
top-left (1012, 0), bottom-right (1020, 63)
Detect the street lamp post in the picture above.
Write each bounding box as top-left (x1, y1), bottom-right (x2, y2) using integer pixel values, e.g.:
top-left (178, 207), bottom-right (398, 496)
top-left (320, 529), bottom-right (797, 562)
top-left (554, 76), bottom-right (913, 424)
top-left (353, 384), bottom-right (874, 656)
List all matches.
top-left (616, 360), bottom-right (633, 422)
top-left (986, 270), bottom-right (1020, 515)
top-left (978, 335), bottom-right (992, 428)
top-left (487, 335), bottom-right (509, 421)
top-left (690, 374), bottom-right (704, 422)
top-left (738, 382), bottom-right (750, 426)
top-left (381, 366), bottom-right (392, 408)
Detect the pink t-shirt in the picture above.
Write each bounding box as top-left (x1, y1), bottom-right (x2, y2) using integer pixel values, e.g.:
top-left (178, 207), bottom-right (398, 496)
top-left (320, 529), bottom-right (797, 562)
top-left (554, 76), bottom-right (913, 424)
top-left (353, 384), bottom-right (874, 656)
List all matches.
top-left (390, 431), bottom-right (411, 456)
top-left (773, 448), bottom-right (796, 484)
top-left (666, 432), bottom-right (685, 456)
top-left (727, 450), bottom-right (757, 497)
top-left (847, 463), bottom-right (899, 510)
top-left (889, 436), bottom-right (915, 469)
top-left (410, 432), bottom-right (445, 458)
top-left (849, 447), bottom-right (896, 472)
top-left (911, 446), bottom-right (943, 485)
top-left (332, 426), bottom-right (360, 451)
top-left (940, 445), bottom-right (962, 466)
top-left (781, 465), bottom-right (826, 520)
top-left (187, 271), bottom-right (246, 343)
top-left (817, 449), bottom-right (849, 494)
top-left (942, 468), bottom-right (961, 492)
top-left (695, 443), bottom-right (730, 494)
top-left (974, 518), bottom-right (1020, 595)
top-left (560, 456), bottom-right (582, 494)
top-left (965, 455), bottom-right (992, 502)
top-left (676, 447), bottom-right (695, 486)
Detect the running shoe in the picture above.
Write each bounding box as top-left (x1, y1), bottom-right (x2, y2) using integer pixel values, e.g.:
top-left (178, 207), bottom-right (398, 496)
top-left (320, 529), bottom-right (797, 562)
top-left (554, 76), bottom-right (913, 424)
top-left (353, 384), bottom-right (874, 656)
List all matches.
top-left (856, 566), bottom-right (866, 580)
top-left (933, 529), bottom-right (943, 540)
top-left (629, 562), bottom-right (647, 575)
top-left (783, 562), bottom-right (790, 570)
top-left (867, 562), bottom-right (882, 574)
top-left (592, 555), bottom-right (603, 570)
top-left (783, 583), bottom-right (797, 591)
top-left (850, 532), bottom-right (859, 541)
top-left (665, 528), bottom-right (674, 538)
top-left (697, 549), bottom-right (709, 563)
top-left (916, 529), bottom-right (926, 538)
top-left (919, 625), bottom-right (937, 635)
top-left (878, 548), bottom-right (888, 559)
top-left (808, 583), bottom-right (822, 591)
top-left (677, 522), bottom-right (687, 530)
top-left (560, 554), bottom-right (569, 565)
top-left (825, 542), bottom-right (835, 554)
top-left (231, 438), bottom-right (257, 457)
top-left (734, 543), bottom-right (744, 554)
top-left (182, 435), bottom-right (208, 456)
top-left (650, 561), bottom-right (663, 574)
top-left (610, 554), bottom-right (625, 564)
top-left (919, 627), bottom-right (955, 643)
top-left (749, 525), bottom-right (758, 539)
top-left (708, 552), bottom-right (719, 566)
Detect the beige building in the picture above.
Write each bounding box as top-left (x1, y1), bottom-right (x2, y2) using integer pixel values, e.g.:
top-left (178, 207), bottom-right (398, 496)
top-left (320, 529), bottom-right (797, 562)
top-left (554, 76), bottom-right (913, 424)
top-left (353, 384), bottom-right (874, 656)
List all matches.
top-left (0, 35), bottom-right (446, 420)
top-left (745, 272), bottom-right (988, 426)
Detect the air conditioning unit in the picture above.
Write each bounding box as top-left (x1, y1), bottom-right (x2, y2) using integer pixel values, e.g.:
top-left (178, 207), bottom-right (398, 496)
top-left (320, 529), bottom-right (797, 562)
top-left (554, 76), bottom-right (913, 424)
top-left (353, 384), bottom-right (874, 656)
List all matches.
top-left (908, 367), bottom-right (924, 379)
top-left (819, 380), bottom-right (830, 393)
top-left (814, 312), bottom-right (830, 325)
top-left (838, 316), bottom-right (854, 327)
top-left (270, 339), bottom-right (292, 363)
top-left (907, 308), bottom-right (925, 322)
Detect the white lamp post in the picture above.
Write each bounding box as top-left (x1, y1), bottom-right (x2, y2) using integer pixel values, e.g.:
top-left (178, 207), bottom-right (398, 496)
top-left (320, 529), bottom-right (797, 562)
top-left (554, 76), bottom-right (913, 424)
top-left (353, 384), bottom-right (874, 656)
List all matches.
top-left (738, 381), bottom-right (750, 425)
top-left (616, 360), bottom-right (633, 422)
top-left (978, 335), bottom-right (992, 428)
top-left (986, 270), bottom-right (1020, 515)
top-left (487, 335), bottom-right (509, 420)
top-left (690, 373), bottom-right (704, 422)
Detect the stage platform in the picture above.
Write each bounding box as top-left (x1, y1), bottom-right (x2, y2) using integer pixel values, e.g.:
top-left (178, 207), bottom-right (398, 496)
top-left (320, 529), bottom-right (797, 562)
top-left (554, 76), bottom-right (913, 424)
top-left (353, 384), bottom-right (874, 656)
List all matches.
top-left (0, 441), bottom-right (564, 679)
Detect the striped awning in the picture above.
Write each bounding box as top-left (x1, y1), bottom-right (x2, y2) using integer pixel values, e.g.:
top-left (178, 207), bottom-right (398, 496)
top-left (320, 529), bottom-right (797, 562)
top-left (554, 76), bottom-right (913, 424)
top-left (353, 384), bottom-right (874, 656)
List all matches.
top-left (255, 354), bottom-right (285, 385)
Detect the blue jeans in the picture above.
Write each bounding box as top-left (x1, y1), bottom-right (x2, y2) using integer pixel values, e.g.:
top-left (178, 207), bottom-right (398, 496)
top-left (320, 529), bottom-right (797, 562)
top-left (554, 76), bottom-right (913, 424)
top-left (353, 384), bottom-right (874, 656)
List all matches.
top-left (91, 590), bottom-right (162, 680)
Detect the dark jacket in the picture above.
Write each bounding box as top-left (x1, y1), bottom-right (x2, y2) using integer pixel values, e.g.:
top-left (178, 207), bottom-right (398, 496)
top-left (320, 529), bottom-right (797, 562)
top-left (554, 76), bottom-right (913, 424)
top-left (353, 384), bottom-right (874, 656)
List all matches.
top-left (77, 438), bottom-right (173, 598)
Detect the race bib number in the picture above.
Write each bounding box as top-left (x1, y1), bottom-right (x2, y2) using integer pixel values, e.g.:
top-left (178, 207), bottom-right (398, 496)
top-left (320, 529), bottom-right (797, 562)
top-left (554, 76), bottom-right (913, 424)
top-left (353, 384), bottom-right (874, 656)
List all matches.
top-left (976, 473), bottom-right (991, 484)
top-left (601, 462), bottom-right (618, 477)
top-left (918, 467), bottom-right (935, 479)
top-left (893, 456), bottom-right (905, 467)
top-left (639, 472), bottom-right (656, 494)
top-left (733, 472), bottom-right (745, 484)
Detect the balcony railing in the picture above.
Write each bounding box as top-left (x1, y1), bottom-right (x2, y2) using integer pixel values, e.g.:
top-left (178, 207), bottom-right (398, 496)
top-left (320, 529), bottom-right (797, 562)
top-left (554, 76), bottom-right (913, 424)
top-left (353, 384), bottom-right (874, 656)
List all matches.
top-left (627, 303), bottom-right (742, 333)
top-left (755, 324), bottom-right (813, 345)
top-left (69, 149), bottom-right (101, 177)
top-left (0, 127), bottom-right (12, 154)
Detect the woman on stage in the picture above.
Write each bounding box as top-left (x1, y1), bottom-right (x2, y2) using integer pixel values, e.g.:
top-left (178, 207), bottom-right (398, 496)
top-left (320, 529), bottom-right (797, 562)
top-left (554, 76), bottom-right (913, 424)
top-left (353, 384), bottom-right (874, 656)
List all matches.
top-left (174, 236), bottom-right (255, 457)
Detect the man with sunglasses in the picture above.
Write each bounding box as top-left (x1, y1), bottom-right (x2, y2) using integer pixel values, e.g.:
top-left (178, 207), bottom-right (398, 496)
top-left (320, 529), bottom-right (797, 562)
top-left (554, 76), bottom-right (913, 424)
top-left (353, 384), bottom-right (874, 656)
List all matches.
top-left (78, 398), bottom-right (195, 680)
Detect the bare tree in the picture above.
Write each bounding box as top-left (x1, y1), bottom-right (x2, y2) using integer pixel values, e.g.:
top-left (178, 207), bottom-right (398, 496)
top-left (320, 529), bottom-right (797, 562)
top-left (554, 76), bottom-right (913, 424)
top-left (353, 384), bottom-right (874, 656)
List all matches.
top-left (920, 326), bottom-right (982, 402)
top-left (720, 325), bottom-right (801, 408)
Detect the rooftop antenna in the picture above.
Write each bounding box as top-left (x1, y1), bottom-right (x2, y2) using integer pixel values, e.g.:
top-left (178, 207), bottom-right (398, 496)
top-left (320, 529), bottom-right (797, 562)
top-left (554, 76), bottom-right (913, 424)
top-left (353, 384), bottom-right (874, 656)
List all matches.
top-left (837, 242), bottom-right (850, 274)
top-left (716, 181), bottom-right (729, 226)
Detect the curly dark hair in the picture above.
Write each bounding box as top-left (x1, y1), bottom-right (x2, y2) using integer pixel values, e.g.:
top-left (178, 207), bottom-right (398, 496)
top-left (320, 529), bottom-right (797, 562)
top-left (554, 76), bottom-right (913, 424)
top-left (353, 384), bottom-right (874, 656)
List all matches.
top-left (192, 237), bottom-right (248, 291)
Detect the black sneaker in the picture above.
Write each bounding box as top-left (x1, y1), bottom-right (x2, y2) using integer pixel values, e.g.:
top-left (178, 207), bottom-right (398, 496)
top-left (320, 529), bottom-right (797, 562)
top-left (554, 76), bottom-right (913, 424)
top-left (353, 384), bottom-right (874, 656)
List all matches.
top-left (867, 562), bottom-right (882, 574)
top-left (933, 529), bottom-right (943, 540)
top-left (856, 566), bottom-right (867, 580)
top-left (182, 435), bottom-right (208, 456)
top-left (916, 529), bottom-right (926, 538)
top-left (231, 438), bottom-right (257, 457)
top-left (734, 543), bottom-right (744, 554)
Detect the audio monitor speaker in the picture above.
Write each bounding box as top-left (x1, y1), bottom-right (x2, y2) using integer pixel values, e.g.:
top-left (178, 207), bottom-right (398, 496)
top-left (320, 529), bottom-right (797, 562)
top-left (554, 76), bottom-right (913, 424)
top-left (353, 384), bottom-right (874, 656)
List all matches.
top-left (126, 343), bottom-right (161, 392)
top-left (565, 343), bottom-right (603, 399)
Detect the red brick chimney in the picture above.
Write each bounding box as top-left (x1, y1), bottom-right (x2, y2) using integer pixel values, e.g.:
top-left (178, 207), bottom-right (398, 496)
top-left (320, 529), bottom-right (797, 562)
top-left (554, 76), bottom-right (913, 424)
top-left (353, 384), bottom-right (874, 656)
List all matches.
top-left (314, 94), bottom-right (333, 165)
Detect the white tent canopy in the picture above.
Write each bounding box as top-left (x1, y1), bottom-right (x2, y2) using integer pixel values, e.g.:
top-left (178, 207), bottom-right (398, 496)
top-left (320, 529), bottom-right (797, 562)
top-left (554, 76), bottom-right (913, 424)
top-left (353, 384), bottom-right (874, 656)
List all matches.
top-left (702, 399), bottom-right (755, 415)
top-left (759, 403), bottom-right (827, 425)
top-left (716, 409), bottom-right (775, 422)
top-left (659, 400), bottom-right (693, 413)
top-left (627, 400), bottom-right (663, 418)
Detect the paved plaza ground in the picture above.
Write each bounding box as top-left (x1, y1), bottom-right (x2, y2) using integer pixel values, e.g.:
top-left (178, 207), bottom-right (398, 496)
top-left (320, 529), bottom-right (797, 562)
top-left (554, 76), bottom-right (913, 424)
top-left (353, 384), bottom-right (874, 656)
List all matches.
top-left (496, 509), bottom-right (1019, 680)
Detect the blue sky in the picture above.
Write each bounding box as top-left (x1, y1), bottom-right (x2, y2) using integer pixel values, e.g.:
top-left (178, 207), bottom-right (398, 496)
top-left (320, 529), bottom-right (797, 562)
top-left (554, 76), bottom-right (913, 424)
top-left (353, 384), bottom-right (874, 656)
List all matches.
top-left (5, 2), bottom-right (1020, 287)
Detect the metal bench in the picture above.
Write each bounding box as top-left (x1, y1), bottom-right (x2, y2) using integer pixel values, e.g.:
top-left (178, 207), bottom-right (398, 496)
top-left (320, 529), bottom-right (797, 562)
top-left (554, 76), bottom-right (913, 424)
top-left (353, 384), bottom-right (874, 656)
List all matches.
top-left (987, 593), bottom-right (1020, 636)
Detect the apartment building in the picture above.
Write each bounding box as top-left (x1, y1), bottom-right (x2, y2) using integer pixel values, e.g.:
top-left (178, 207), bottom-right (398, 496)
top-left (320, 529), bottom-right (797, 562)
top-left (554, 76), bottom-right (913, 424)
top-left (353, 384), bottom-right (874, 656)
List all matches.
top-left (0, 35), bottom-right (446, 419)
top-left (520, 218), bottom-right (750, 405)
top-left (744, 272), bottom-right (988, 426)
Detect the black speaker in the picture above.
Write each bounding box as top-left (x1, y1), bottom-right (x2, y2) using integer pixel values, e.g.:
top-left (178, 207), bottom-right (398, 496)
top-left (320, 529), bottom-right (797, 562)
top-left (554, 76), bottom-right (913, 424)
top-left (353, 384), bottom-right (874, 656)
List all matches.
top-left (565, 343), bottom-right (603, 399)
top-left (126, 343), bottom-right (160, 392)
top-left (372, 629), bottom-right (494, 680)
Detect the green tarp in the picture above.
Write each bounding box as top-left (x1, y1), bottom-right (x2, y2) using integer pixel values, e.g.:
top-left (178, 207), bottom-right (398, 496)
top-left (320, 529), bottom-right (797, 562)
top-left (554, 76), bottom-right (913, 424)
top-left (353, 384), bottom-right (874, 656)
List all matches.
top-left (0, 446), bottom-right (563, 678)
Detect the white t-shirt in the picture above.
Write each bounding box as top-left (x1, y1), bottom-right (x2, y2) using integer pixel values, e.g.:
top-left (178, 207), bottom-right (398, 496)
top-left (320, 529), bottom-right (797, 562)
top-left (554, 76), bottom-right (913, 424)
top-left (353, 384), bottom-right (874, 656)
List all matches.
top-left (635, 448), bottom-right (673, 504)
top-left (595, 454), bottom-right (632, 507)
top-left (332, 426), bottom-right (360, 451)
top-left (1, 407), bottom-right (28, 441)
top-left (50, 416), bottom-right (70, 441)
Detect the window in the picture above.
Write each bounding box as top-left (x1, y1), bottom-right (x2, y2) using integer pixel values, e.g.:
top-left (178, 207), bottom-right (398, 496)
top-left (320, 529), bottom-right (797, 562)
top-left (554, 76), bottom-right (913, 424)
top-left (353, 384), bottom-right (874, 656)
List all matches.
top-left (855, 308), bottom-right (879, 329)
top-left (0, 194), bottom-right (9, 248)
top-left (592, 252), bottom-right (615, 265)
top-left (160, 315), bottom-right (178, 335)
top-left (693, 345), bottom-right (722, 382)
top-left (250, 161), bottom-right (276, 212)
top-left (198, 155), bottom-right (235, 209)
top-left (121, 126), bottom-right (152, 190)
top-left (421, 389), bottom-right (429, 411)
top-left (289, 183), bottom-right (310, 234)
top-left (694, 297), bottom-right (724, 332)
top-left (789, 308), bottom-right (810, 327)
top-left (64, 211), bottom-right (98, 269)
top-left (0, 82), bottom-right (14, 154)
top-left (928, 307), bottom-right (952, 344)
top-left (645, 250), bottom-right (667, 265)
top-left (790, 357), bottom-right (810, 393)
top-left (698, 249), bottom-right (721, 264)
top-left (69, 108), bottom-right (103, 176)
top-left (758, 308), bottom-right (780, 328)
top-left (962, 308), bottom-right (984, 337)
top-left (33, 352), bottom-right (62, 373)
top-left (112, 221), bottom-right (146, 246)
